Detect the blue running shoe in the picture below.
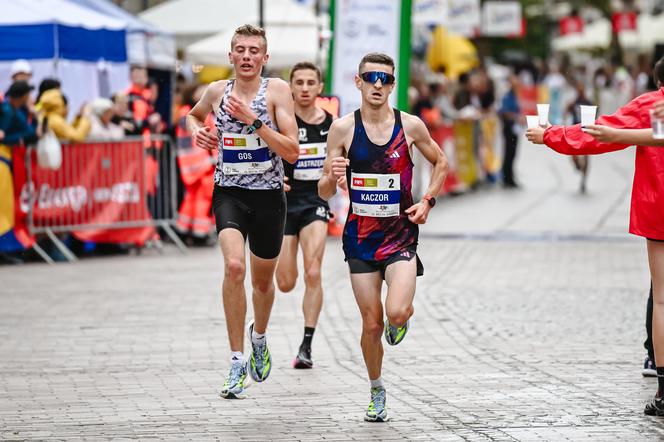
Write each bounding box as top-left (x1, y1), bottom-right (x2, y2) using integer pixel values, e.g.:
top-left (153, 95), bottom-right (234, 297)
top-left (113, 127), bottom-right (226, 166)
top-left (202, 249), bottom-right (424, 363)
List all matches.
top-left (246, 320), bottom-right (272, 382)
top-left (220, 361), bottom-right (250, 399)
top-left (365, 387), bottom-right (388, 422)
top-left (384, 320), bottom-right (409, 346)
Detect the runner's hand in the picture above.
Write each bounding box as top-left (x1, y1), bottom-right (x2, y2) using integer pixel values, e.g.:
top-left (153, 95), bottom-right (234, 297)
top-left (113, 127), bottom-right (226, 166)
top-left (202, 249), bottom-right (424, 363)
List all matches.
top-left (526, 126), bottom-right (545, 144)
top-left (654, 100), bottom-right (664, 119)
top-left (583, 124), bottom-right (618, 143)
top-left (284, 176), bottom-right (291, 192)
top-left (337, 175), bottom-right (348, 191)
top-left (405, 201), bottom-right (430, 224)
top-left (224, 95), bottom-right (258, 125)
top-left (331, 157), bottom-right (349, 180)
top-left (193, 126), bottom-right (219, 151)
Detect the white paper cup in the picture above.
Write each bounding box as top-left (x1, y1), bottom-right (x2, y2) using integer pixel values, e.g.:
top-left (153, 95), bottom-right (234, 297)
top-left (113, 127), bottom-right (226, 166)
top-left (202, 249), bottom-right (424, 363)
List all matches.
top-left (526, 115), bottom-right (539, 129)
top-left (580, 105), bottom-right (597, 127)
top-left (651, 109), bottom-right (664, 140)
top-left (536, 104), bottom-right (550, 127)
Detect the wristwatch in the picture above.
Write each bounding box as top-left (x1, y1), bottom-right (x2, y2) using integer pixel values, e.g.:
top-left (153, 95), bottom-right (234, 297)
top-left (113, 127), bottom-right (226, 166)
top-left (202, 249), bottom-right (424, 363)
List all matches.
top-left (423, 194), bottom-right (436, 207)
top-left (247, 118), bottom-right (263, 134)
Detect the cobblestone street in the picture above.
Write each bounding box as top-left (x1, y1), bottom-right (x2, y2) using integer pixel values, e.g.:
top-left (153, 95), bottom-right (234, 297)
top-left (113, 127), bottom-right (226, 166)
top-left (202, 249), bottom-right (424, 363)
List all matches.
top-left (2, 143), bottom-right (664, 440)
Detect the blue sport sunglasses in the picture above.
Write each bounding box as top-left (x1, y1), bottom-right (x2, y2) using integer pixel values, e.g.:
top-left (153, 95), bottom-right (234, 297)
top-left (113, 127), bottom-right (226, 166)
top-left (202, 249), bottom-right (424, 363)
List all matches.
top-left (360, 71), bottom-right (395, 85)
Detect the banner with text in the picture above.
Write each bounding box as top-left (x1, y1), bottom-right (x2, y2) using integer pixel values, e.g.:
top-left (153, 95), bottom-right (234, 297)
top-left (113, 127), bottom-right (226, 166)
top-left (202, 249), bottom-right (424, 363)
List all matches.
top-left (331, 0), bottom-right (407, 115)
top-left (13, 141), bottom-right (155, 244)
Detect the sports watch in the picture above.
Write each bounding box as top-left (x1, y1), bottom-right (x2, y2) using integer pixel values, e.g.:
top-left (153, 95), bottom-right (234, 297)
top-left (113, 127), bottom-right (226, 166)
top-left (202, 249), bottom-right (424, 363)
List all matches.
top-left (423, 194), bottom-right (436, 207)
top-left (247, 118), bottom-right (263, 133)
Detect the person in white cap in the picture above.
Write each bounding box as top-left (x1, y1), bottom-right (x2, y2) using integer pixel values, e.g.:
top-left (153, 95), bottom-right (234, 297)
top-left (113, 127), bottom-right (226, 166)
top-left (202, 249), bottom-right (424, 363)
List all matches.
top-left (10, 59), bottom-right (32, 83)
top-left (87, 97), bottom-right (124, 141)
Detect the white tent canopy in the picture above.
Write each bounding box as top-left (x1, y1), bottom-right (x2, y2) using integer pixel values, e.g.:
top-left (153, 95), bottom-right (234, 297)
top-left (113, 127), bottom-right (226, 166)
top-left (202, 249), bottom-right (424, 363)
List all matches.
top-left (140, 0), bottom-right (317, 48)
top-left (186, 26), bottom-right (318, 68)
top-left (552, 14), bottom-right (664, 52)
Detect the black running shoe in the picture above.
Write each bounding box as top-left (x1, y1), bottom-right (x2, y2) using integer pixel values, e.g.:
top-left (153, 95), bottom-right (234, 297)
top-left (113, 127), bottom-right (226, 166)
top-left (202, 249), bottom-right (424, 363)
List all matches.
top-left (292, 346), bottom-right (313, 369)
top-left (644, 395), bottom-right (664, 416)
top-left (643, 354), bottom-right (657, 377)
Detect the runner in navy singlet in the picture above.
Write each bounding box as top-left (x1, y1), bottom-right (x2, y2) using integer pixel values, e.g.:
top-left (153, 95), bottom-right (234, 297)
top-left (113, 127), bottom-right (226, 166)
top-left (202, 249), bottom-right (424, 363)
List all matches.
top-left (276, 62), bottom-right (341, 369)
top-left (319, 53), bottom-right (448, 422)
top-left (187, 25), bottom-right (299, 399)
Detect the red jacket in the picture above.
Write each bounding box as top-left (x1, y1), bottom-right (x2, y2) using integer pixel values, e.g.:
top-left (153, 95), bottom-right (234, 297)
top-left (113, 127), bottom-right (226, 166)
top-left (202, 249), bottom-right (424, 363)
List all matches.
top-left (543, 87), bottom-right (664, 240)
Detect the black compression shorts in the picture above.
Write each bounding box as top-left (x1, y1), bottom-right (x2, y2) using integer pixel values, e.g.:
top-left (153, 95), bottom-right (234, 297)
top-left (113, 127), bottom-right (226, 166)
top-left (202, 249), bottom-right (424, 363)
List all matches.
top-left (284, 205), bottom-right (330, 236)
top-left (212, 185), bottom-right (286, 259)
top-left (346, 248), bottom-right (424, 280)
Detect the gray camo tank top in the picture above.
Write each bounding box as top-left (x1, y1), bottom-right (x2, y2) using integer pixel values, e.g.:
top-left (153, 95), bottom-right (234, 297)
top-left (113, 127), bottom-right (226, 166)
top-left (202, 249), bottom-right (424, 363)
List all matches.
top-left (214, 78), bottom-right (283, 189)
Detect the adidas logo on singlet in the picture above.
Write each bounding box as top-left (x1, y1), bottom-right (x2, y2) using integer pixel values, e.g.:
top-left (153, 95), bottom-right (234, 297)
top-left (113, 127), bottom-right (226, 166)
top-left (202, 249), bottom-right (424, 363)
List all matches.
top-left (389, 151), bottom-right (400, 159)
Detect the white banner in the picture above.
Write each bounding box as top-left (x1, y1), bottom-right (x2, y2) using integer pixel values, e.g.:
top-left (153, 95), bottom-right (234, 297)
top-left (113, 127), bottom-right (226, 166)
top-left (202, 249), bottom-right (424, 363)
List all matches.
top-left (413, 0), bottom-right (447, 25)
top-left (482, 1), bottom-right (522, 36)
top-left (446, 0), bottom-right (481, 37)
top-left (332, 0), bottom-right (401, 116)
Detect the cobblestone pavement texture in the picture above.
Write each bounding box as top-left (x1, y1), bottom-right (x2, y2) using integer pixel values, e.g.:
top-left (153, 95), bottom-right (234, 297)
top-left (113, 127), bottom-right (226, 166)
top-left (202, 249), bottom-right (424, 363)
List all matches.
top-left (2, 142), bottom-right (664, 440)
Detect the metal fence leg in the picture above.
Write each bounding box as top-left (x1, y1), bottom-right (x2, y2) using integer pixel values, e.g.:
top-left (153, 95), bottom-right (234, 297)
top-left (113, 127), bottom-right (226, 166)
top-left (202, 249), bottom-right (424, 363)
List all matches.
top-left (45, 229), bottom-right (78, 262)
top-left (31, 243), bottom-right (54, 264)
top-left (160, 222), bottom-right (187, 254)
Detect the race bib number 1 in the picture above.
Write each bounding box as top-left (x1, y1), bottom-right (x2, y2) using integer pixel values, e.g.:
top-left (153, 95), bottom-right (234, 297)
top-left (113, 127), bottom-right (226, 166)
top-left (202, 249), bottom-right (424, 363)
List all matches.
top-left (350, 172), bottom-right (400, 217)
top-left (294, 143), bottom-right (326, 181)
top-left (221, 132), bottom-right (271, 175)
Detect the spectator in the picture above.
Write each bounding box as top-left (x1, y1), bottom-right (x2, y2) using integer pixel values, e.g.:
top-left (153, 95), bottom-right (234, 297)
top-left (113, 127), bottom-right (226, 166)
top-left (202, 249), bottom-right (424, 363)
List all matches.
top-left (37, 89), bottom-right (90, 142)
top-left (454, 72), bottom-right (472, 110)
top-left (87, 98), bottom-right (124, 140)
top-left (9, 59), bottom-right (32, 83)
top-left (566, 80), bottom-right (593, 194)
top-left (0, 81), bottom-right (38, 146)
top-left (111, 93), bottom-right (136, 134)
top-left (125, 66), bottom-right (158, 137)
top-left (36, 78), bottom-right (61, 103)
top-left (0, 81), bottom-right (38, 252)
top-left (431, 77), bottom-right (458, 123)
top-left (499, 73), bottom-right (521, 188)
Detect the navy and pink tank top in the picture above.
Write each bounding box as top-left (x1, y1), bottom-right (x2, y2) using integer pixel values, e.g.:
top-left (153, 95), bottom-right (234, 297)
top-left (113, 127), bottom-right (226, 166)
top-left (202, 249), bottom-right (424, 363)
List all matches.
top-left (343, 108), bottom-right (417, 261)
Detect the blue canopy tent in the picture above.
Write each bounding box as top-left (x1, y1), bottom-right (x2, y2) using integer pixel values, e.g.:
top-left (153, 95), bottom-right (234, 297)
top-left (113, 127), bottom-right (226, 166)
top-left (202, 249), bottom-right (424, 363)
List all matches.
top-left (0, 0), bottom-right (130, 117)
top-left (66, 0), bottom-right (177, 123)
top-left (66, 0), bottom-right (176, 69)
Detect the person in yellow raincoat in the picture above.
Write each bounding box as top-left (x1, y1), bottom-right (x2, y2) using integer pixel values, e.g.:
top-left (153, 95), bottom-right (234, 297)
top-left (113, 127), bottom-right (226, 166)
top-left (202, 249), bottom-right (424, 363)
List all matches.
top-left (36, 89), bottom-right (90, 142)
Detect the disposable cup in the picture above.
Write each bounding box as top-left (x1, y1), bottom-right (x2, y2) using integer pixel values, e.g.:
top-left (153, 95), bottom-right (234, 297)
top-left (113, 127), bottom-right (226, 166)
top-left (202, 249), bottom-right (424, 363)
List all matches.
top-left (536, 104), bottom-right (549, 127)
top-left (580, 105), bottom-right (597, 127)
top-left (651, 108), bottom-right (664, 140)
top-left (526, 115), bottom-right (539, 129)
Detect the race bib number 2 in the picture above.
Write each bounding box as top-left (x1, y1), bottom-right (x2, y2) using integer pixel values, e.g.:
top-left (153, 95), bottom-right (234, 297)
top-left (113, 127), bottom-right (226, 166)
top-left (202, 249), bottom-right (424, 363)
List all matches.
top-left (294, 143), bottom-right (326, 181)
top-left (350, 172), bottom-right (400, 217)
top-left (221, 132), bottom-right (271, 175)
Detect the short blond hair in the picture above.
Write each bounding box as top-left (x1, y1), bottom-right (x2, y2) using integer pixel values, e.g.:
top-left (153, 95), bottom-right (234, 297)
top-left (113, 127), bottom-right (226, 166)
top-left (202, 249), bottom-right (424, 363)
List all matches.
top-left (231, 24), bottom-right (267, 50)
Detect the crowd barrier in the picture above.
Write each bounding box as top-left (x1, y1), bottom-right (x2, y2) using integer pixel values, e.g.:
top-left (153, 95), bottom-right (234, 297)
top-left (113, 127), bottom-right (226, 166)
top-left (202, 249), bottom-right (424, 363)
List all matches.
top-left (12, 135), bottom-right (186, 263)
top-left (8, 120), bottom-right (497, 257)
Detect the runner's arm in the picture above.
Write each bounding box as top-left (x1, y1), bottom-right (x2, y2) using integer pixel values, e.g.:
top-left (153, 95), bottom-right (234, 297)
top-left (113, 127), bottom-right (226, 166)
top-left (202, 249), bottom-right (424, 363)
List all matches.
top-left (187, 82), bottom-right (220, 151)
top-left (404, 115), bottom-right (449, 224)
top-left (583, 125), bottom-right (664, 146)
top-left (318, 118), bottom-right (348, 201)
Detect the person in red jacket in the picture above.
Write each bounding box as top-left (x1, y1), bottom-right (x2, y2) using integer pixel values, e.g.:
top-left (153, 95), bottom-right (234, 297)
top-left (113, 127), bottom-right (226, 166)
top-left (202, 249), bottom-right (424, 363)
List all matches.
top-left (526, 58), bottom-right (664, 416)
top-left (175, 84), bottom-right (215, 241)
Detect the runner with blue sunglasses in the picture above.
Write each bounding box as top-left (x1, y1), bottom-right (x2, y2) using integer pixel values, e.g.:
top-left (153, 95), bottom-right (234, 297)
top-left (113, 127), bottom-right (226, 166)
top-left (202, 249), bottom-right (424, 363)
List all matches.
top-left (319, 52), bottom-right (448, 422)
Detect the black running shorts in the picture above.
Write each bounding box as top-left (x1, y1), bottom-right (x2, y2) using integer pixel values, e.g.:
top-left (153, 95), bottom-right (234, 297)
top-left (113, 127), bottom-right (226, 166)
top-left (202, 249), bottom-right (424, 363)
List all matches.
top-left (212, 185), bottom-right (286, 259)
top-left (284, 205), bottom-right (330, 236)
top-left (346, 248), bottom-right (424, 280)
